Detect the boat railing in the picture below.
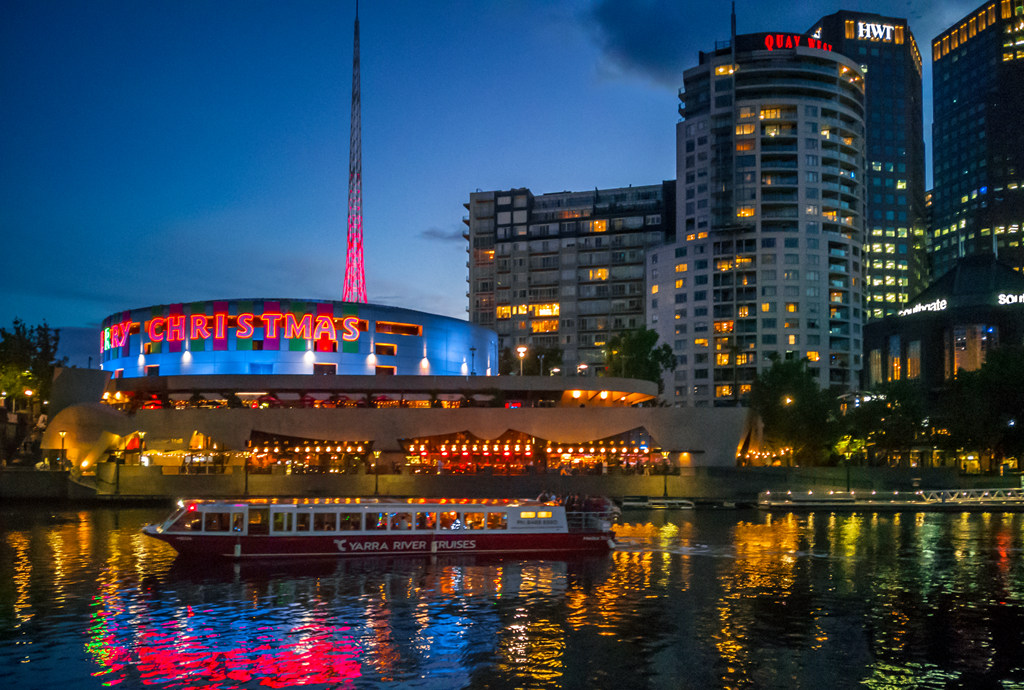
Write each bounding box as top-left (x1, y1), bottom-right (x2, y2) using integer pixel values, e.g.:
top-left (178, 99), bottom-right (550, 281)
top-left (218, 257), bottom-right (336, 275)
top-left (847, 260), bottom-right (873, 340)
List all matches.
top-left (918, 488), bottom-right (1024, 503)
top-left (566, 509), bottom-right (615, 532)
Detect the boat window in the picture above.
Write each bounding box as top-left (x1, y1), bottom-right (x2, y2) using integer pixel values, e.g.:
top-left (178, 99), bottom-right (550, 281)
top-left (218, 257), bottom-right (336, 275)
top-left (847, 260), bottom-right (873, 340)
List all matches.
top-left (314, 512), bottom-right (337, 531)
top-left (272, 511), bottom-right (293, 532)
top-left (248, 508), bottom-right (269, 535)
top-left (415, 512), bottom-right (436, 530)
top-left (232, 513), bottom-right (244, 532)
top-left (366, 512), bottom-right (389, 530)
top-left (170, 511), bottom-right (202, 532)
top-left (486, 512), bottom-right (508, 530)
top-left (203, 512), bottom-right (230, 532)
top-left (519, 511), bottom-right (536, 519)
top-left (338, 513), bottom-right (362, 531)
top-left (295, 512), bottom-right (311, 532)
top-left (391, 512), bottom-right (413, 530)
top-left (439, 511), bottom-right (462, 530)
top-left (538, 511), bottom-right (553, 519)
top-left (464, 512), bottom-right (486, 530)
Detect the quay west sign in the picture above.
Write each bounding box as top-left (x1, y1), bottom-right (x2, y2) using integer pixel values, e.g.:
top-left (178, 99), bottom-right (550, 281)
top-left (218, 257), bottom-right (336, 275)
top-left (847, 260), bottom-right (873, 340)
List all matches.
top-left (104, 312), bottom-right (363, 350)
top-left (763, 33), bottom-right (833, 52)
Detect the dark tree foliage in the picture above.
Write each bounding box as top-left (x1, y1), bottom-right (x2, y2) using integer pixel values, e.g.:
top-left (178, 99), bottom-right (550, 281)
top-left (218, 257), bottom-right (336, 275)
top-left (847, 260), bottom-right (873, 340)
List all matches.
top-left (0, 319), bottom-right (66, 402)
top-left (748, 357), bottom-right (841, 465)
top-left (602, 329), bottom-right (675, 390)
top-left (935, 345), bottom-right (1024, 464)
top-left (841, 380), bottom-right (926, 465)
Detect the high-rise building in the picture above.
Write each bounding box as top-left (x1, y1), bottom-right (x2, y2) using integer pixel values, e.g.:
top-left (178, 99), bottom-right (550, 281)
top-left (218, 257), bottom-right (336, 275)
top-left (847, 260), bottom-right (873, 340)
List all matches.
top-left (931, 0), bottom-right (1024, 276)
top-left (465, 184), bottom-right (674, 371)
top-left (810, 11), bottom-right (928, 320)
top-left (649, 30), bottom-right (866, 407)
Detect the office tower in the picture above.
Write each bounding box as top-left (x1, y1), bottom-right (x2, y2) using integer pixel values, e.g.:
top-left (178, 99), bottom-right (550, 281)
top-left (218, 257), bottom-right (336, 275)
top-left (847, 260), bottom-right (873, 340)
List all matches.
top-left (649, 30), bottom-right (866, 407)
top-left (465, 184), bottom-right (674, 371)
top-left (811, 11), bottom-right (928, 319)
top-left (931, 0), bottom-right (1024, 276)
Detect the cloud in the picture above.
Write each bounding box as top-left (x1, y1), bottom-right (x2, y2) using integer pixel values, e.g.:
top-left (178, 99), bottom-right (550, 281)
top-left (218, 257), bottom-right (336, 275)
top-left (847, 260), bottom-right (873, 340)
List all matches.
top-left (585, 0), bottom-right (702, 87)
top-left (420, 226), bottom-right (465, 242)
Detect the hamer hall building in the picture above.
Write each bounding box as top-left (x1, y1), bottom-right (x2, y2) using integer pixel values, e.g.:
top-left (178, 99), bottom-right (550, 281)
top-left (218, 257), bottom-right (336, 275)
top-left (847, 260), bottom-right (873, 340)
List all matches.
top-left (39, 298), bottom-right (750, 497)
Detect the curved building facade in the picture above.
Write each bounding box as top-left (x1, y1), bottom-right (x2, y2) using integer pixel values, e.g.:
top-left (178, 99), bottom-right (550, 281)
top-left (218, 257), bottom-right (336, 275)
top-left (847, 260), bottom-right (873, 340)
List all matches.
top-left (651, 31), bottom-right (867, 406)
top-left (101, 300), bottom-right (498, 378)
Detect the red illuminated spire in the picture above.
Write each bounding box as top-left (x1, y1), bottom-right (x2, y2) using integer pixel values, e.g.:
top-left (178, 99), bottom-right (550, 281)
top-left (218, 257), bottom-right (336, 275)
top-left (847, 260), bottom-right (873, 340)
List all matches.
top-left (343, 3), bottom-right (367, 303)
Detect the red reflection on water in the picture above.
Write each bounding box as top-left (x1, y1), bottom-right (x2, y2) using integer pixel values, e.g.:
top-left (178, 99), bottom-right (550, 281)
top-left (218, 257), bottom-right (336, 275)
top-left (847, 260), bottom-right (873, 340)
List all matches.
top-left (90, 606), bottom-right (362, 687)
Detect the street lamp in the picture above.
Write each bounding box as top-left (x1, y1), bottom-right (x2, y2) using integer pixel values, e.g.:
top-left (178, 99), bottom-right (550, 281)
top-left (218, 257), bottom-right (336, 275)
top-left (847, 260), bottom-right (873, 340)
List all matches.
top-left (58, 431), bottom-right (66, 471)
top-left (469, 346), bottom-right (476, 376)
top-left (516, 346), bottom-right (527, 376)
top-left (550, 367), bottom-right (560, 376)
top-left (577, 363), bottom-right (588, 376)
top-left (538, 353), bottom-right (545, 377)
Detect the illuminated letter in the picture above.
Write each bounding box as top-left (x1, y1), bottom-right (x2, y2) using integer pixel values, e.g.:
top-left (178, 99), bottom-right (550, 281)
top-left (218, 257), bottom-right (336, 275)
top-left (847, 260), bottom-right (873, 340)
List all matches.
top-left (110, 319), bottom-right (133, 348)
top-left (189, 314), bottom-right (211, 340)
top-left (313, 314), bottom-right (337, 342)
top-left (236, 313), bottom-right (254, 339)
top-left (784, 35), bottom-right (793, 48)
top-left (147, 317), bottom-right (166, 343)
top-left (764, 34), bottom-right (774, 50)
top-left (793, 35), bottom-right (801, 47)
top-left (167, 315), bottom-right (186, 342)
top-left (214, 313), bottom-right (227, 339)
top-left (284, 313), bottom-right (313, 340)
top-left (858, 22), bottom-right (870, 39)
top-left (262, 312), bottom-right (283, 339)
top-left (341, 316), bottom-right (360, 342)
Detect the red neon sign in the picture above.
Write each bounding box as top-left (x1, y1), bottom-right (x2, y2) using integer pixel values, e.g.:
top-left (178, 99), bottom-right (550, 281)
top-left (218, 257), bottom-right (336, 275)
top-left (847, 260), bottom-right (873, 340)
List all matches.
top-left (125, 312), bottom-right (365, 349)
top-left (763, 34), bottom-right (832, 52)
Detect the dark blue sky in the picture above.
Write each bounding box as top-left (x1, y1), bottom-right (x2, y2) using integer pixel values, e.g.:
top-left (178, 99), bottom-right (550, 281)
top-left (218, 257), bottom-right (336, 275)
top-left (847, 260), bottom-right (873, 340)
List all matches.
top-left (1, 0), bottom-right (979, 331)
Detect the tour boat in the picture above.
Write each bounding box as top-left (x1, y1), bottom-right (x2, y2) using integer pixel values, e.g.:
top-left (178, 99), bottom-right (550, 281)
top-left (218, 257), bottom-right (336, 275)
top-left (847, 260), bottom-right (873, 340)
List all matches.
top-left (142, 497), bottom-right (617, 559)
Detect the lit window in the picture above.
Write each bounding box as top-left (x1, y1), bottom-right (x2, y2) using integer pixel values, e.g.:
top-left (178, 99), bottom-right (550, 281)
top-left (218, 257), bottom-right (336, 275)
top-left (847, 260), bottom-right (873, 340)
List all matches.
top-left (807, 351), bottom-right (820, 361)
top-left (676, 263), bottom-right (688, 273)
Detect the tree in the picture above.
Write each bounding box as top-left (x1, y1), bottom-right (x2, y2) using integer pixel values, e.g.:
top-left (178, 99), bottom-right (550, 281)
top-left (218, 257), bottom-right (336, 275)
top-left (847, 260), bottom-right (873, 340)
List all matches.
top-left (747, 357), bottom-right (841, 465)
top-left (934, 345), bottom-right (1024, 470)
top-left (602, 328), bottom-right (675, 390)
top-left (840, 381), bottom-right (926, 466)
top-left (0, 318), bottom-right (66, 404)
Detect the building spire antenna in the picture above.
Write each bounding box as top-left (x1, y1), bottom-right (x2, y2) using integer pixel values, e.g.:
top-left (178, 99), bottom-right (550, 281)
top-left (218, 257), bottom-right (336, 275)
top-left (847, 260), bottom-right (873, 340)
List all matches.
top-left (343, 0), bottom-right (367, 303)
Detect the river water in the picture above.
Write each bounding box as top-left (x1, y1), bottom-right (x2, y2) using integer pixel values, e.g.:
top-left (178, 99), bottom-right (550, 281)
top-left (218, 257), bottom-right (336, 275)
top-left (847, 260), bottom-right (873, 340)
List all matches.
top-left (2, 504), bottom-right (1024, 689)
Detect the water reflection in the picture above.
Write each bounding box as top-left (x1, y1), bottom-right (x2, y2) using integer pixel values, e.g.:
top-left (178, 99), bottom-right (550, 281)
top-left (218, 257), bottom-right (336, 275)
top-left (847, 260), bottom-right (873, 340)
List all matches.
top-left (4, 506), bottom-right (1024, 688)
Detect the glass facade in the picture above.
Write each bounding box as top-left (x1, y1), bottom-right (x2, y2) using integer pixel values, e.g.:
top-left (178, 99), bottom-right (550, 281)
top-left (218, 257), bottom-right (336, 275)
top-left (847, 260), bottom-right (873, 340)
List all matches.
top-left (811, 11), bottom-right (928, 321)
top-left (931, 1), bottom-right (1024, 277)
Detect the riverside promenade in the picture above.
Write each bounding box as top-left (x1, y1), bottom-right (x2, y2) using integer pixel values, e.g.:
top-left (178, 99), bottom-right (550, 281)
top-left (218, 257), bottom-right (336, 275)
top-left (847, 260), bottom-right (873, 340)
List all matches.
top-left (0, 464), bottom-right (995, 505)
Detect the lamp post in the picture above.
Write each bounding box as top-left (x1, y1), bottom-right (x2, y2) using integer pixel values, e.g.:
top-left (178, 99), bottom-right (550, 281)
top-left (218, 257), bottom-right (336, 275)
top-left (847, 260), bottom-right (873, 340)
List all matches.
top-left (577, 363), bottom-right (588, 377)
top-left (550, 367), bottom-right (560, 376)
top-left (469, 346), bottom-right (476, 376)
top-left (516, 346), bottom-right (527, 376)
top-left (58, 431), bottom-right (66, 471)
top-left (538, 353), bottom-right (545, 377)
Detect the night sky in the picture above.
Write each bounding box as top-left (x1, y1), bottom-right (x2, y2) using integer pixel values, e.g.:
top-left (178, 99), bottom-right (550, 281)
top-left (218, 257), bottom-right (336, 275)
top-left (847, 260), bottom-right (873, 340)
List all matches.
top-left (1, 0), bottom-right (982, 343)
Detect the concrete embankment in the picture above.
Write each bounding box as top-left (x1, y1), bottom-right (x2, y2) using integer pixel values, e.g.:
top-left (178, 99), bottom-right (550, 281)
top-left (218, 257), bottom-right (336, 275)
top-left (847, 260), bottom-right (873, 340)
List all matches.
top-left (1, 464), bottom-right (1001, 504)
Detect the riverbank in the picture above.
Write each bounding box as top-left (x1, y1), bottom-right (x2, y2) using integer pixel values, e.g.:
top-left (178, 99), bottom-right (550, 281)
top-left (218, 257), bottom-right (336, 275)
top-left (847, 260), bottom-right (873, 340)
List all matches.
top-left (2, 464), bottom-right (1012, 504)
